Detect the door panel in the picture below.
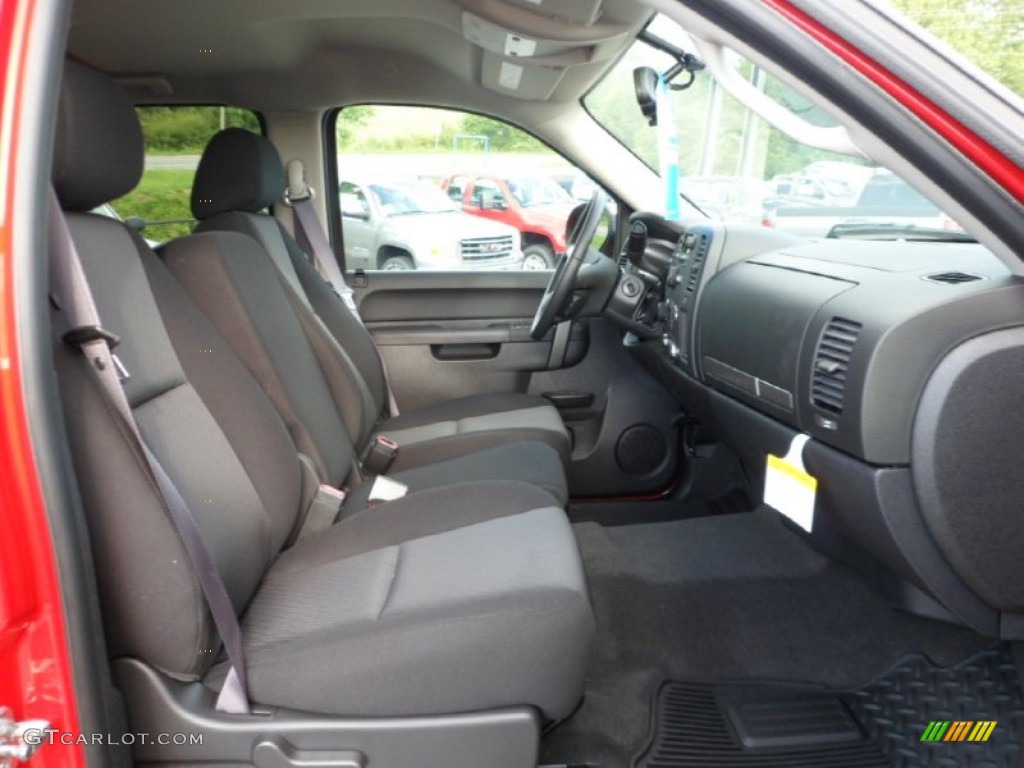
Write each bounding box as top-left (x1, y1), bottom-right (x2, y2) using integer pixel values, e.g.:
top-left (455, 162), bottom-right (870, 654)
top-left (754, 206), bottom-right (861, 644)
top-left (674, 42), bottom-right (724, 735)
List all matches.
top-left (358, 272), bottom-right (582, 411)
top-left (354, 272), bottom-right (682, 497)
top-left (530, 320), bottom-right (681, 497)
top-left (358, 270), bottom-right (549, 321)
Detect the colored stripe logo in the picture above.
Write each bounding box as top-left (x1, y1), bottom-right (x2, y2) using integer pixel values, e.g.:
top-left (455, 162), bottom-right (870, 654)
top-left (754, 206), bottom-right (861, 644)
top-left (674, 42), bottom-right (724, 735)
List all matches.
top-left (921, 720), bottom-right (997, 742)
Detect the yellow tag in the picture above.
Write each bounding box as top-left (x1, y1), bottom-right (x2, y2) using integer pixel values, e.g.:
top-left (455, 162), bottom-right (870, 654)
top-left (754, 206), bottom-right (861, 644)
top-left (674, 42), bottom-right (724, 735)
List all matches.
top-left (765, 434), bottom-right (818, 532)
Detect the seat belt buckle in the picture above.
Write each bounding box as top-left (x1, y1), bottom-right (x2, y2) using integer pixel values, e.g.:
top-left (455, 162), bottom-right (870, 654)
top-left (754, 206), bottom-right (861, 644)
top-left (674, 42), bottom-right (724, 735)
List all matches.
top-left (296, 484), bottom-right (347, 541)
top-left (361, 435), bottom-right (399, 475)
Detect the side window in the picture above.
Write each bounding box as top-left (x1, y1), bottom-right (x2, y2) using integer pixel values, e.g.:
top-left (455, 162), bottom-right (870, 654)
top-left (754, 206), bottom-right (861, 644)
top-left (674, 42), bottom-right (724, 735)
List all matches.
top-left (470, 179), bottom-right (507, 209)
top-left (106, 107), bottom-right (261, 243)
top-left (334, 105), bottom-right (608, 272)
top-left (340, 181), bottom-right (370, 218)
top-left (447, 175), bottom-right (468, 204)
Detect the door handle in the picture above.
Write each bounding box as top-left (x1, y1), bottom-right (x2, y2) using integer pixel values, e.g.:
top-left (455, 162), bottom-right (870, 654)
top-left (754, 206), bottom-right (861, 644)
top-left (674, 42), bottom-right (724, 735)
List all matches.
top-left (430, 343), bottom-right (500, 361)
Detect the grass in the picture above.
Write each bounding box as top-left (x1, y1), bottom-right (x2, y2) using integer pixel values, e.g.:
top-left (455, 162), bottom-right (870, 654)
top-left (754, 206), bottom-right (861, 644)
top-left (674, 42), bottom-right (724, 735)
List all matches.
top-left (113, 169), bottom-right (196, 240)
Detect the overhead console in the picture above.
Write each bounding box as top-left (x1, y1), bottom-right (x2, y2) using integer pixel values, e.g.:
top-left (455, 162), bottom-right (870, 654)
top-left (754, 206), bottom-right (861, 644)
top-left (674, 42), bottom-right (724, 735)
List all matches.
top-left (459, 0), bottom-right (648, 100)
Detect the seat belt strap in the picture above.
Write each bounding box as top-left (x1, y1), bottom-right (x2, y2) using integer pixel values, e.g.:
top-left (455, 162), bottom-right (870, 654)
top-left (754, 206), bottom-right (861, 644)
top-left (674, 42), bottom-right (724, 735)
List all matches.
top-left (48, 190), bottom-right (250, 715)
top-left (284, 159), bottom-right (400, 417)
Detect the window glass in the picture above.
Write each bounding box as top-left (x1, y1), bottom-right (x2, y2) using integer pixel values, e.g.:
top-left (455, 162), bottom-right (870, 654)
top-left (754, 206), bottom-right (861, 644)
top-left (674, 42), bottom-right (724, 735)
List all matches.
top-left (883, 0), bottom-right (1023, 95)
top-left (106, 107), bottom-right (261, 242)
top-left (584, 15), bottom-right (966, 240)
top-left (447, 175), bottom-right (469, 203)
top-left (334, 105), bottom-right (605, 271)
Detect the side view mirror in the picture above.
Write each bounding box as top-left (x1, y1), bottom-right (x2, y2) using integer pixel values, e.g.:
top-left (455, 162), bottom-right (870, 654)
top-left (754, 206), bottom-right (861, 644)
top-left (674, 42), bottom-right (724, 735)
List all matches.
top-left (634, 66), bottom-right (659, 127)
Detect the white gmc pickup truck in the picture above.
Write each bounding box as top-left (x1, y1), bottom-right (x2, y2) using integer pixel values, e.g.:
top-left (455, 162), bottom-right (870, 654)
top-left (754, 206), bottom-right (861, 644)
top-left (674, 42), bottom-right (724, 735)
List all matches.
top-left (763, 171), bottom-right (957, 238)
top-left (339, 176), bottom-right (523, 271)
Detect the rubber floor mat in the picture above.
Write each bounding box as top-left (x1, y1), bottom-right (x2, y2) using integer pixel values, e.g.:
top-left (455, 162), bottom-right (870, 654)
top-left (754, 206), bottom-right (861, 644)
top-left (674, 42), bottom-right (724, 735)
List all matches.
top-left (634, 645), bottom-right (1024, 767)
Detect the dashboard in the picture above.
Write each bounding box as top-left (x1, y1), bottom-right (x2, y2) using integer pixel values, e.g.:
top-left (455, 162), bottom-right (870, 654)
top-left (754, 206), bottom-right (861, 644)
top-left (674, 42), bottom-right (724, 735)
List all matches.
top-left (606, 213), bottom-right (1024, 640)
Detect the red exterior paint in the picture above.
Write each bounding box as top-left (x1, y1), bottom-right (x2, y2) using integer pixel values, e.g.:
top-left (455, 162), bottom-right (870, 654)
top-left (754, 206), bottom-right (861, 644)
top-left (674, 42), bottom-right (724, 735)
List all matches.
top-left (762, 0), bottom-right (1024, 205)
top-left (0, 1), bottom-right (85, 767)
top-left (0, 5), bottom-right (1016, 768)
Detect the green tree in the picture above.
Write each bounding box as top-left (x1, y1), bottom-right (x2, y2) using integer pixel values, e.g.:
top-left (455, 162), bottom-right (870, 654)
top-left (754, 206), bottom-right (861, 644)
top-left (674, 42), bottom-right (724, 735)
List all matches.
top-left (456, 114), bottom-right (545, 152)
top-left (889, 0), bottom-right (1023, 93)
top-left (137, 106), bottom-right (260, 152)
top-left (336, 105), bottom-right (375, 147)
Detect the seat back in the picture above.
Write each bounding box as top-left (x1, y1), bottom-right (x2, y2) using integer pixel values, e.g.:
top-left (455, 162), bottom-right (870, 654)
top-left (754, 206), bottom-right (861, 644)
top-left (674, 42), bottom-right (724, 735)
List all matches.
top-left (161, 229), bottom-right (362, 487)
top-left (191, 129), bottom-right (388, 445)
top-left (52, 61), bottom-right (302, 680)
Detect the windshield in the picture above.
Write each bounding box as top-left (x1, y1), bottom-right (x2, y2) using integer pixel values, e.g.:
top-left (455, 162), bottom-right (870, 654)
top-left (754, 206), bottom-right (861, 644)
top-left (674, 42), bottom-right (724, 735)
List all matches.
top-left (506, 177), bottom-right (573, 207)
top-left (883, 0), bottom-right (1022, 95)
top-left (369, 181), bottom-right (458, 216)
top-left (583, 14), bottom-right (977, 241)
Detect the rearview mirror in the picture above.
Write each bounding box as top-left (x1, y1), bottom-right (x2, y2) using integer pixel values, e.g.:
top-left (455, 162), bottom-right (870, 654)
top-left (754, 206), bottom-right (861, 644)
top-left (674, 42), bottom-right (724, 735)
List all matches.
top-left (634, 66), bottom-right (659, 127)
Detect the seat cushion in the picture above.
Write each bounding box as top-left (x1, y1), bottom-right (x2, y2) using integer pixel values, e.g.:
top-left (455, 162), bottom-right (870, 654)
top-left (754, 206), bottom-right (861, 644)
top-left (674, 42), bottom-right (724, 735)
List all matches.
top-left (210, 506), bottom-right (594, 719)
top-left (378, 393), bottom-right (571, 471)
top-left (346, 442), bottom-right (568, 510)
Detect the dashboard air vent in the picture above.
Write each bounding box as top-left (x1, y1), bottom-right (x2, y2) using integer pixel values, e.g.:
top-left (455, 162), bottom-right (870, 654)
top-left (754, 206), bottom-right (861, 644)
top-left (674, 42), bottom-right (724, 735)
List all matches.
top-left (811, 317), bottom-right (862, 415)
top-left (924, 271), bottom-right (983, 285)
top-left (685, 233), bottom-right (711, 293)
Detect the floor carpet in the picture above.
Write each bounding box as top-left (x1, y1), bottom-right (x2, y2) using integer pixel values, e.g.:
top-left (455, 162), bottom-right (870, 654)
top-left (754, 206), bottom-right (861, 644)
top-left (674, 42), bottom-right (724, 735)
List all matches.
top-left (539, 509), bottom-right (994, 767)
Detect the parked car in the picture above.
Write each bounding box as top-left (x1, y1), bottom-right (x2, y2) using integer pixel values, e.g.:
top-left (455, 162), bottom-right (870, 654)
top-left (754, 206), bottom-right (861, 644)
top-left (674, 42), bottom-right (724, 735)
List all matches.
top-left (339, 177), bottom-right (521, 270)
top-left (441, 173), bottom-right (577, 269)
top-left (678, 176), bottom-right (772, 225)
top-left (771, 161), bottom-right (875, 207)
top-left (551, 171), bottom-right (599, 202)
top-left (763, 170), bottom-right (959, 237)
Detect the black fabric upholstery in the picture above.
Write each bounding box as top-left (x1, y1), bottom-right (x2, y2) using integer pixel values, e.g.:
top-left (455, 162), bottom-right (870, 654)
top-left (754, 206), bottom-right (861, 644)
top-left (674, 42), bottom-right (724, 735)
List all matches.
top-left (214, 508), bottom-right (594, 719)
top-left (163, 231), bottom-right (570, 503)
top-left (54, 63), bottom-right (594, 721)
top-left (345, 442), bottom-right (568, 511)
top-left (188, 129), bottom-right (571, 471)
top-left (141, 253), bottom-right (303, 550)
top-left (379, 393), bottom-right (571, 470)
top-left (386, 392), bottom-right (559, 427)
top-left (286, 230), bottom-right (390, 426)
top-left (54, 215), bottom-right (282, 680)
top-left (162, 232), bottom-right (357, 486)
top-left (191, 128), bottom-right (285, 220)
top-left (304, 480), bottom-right (563, 563)
top-left (53, 60), bottom-right (144, 211)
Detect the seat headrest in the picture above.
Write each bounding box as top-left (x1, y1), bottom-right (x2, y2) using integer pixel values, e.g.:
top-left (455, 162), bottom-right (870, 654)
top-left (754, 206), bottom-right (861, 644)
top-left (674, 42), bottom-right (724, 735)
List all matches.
top-left (191, 128), bottom-right (286, 220)
top-left (53, 61), bottom-right (144, 212)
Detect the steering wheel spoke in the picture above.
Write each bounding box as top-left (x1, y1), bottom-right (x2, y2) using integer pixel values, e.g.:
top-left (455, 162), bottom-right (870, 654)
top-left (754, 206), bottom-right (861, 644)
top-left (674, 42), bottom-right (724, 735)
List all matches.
top-left (530, 188), bottom-right (608, 340)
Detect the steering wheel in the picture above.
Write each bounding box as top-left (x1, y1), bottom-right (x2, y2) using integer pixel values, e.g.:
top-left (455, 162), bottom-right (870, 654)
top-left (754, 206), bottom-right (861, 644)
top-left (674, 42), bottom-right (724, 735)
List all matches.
top-left (530, 188), bottom-right (608, 340)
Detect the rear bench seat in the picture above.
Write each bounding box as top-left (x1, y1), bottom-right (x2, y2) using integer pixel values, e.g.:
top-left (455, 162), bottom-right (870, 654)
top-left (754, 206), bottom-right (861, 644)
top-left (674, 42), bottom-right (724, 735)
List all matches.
top-left (51, 58), bottom-right (593, 727)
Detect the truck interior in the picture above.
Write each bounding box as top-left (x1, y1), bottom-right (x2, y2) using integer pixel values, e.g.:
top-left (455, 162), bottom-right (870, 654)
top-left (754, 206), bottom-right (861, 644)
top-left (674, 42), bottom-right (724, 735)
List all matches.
top-left (6, 0), bottom-right (1024, 767)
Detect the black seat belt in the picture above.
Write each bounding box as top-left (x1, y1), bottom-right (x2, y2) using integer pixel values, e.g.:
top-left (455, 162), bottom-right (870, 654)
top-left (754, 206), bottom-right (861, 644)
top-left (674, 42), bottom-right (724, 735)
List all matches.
top-left (47, 189), bottom-right (250, 715)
